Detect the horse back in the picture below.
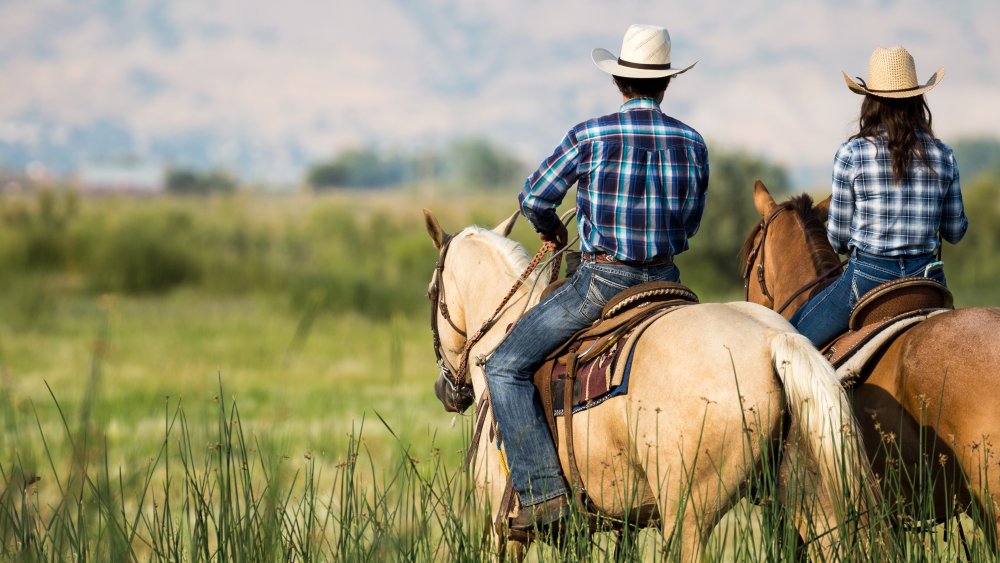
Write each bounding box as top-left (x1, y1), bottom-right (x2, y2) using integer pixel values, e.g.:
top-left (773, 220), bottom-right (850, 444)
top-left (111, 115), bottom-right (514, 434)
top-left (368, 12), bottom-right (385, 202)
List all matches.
top-left (857, 306), bottom-right (1000, 516)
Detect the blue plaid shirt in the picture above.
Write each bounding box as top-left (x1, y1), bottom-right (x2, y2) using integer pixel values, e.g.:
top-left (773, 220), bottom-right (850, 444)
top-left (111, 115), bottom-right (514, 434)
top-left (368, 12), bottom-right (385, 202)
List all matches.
top-left (828, 132), bottom-right (968, 257)
top-left (519, 98), bottom-right (709, 262)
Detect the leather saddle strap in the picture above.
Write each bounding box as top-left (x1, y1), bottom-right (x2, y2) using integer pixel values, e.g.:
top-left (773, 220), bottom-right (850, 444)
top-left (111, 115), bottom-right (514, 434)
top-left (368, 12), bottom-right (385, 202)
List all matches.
top-left (562, 353), bottom-right (586, 512)
top-left (493, 473), bottom-right (518, 540)
top-left (465, 394), bottom-right (492, 470)
top-left (558, 304), bottom-right (687, 513)
top-left (578, 303), bottom-right (681, 364)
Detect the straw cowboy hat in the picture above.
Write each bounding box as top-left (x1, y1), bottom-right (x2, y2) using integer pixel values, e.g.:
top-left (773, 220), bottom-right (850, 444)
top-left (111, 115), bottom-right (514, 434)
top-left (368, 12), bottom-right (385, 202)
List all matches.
top-left (842, 46), bottom-right (944, 99)
top-left (592, 24), bottom-right (696, 79)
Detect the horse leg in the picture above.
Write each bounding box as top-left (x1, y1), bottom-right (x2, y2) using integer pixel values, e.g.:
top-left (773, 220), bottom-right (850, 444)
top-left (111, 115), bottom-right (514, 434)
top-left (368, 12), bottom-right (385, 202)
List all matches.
top-left (500, 539), bottom-right (527, 562)
top-left (966, 496), bottom-right (1000, 558)
top-left (763, 485), bottom-right (806, 562)
top-left (613, 525), bottom-right (641, 560)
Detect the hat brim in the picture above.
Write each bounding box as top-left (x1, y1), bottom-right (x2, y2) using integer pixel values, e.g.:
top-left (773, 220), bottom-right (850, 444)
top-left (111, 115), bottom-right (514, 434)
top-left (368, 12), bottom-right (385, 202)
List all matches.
top-left (842, 68), bottom-right (945, 99)
top-left (592, 48), bottom-right (696, 79)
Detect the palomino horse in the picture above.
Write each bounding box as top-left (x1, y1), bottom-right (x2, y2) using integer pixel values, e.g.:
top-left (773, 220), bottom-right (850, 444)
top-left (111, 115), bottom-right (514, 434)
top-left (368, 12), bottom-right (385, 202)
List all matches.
top-left (743, 180), bottom-right (1000, 551)
top-left (424, 208), bottom-right (874, 560)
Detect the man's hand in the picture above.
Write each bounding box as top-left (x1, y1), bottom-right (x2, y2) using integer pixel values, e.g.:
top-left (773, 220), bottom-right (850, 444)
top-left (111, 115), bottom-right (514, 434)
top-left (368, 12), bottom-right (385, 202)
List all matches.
top-left (540, 222), bottom-right (568, 249)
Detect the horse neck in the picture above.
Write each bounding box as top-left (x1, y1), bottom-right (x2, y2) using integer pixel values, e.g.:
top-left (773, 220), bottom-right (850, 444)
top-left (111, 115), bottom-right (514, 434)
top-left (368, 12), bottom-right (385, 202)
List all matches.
top-left (447, 232), bottom-right (546, 387)
top-left (763, 214), bottom-right (831, 319)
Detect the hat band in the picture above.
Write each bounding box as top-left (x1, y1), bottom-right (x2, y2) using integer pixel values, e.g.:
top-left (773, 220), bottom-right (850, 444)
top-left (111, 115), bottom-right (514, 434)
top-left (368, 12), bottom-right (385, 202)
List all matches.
top-left (868, 85), bottom-right (920, 93)
top-left (855, 77), bottom-right (921, 94)
top-left (618, 58), bottom-right (672, 71)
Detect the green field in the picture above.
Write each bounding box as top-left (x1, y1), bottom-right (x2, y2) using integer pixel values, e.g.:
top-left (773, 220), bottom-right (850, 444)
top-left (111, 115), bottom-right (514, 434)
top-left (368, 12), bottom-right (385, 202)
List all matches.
top-left (1, 188), bottom-right (998, 560)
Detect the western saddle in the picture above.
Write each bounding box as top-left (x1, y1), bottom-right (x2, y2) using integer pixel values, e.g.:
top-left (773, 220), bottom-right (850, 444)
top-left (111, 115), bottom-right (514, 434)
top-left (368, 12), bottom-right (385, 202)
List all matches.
top-left (823, 276), bottom-right (954, 371)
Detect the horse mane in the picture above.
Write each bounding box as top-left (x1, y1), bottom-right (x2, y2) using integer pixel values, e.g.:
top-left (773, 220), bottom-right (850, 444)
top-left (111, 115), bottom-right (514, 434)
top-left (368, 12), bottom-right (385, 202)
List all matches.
top-left (738, 194), bottom-right (841, 276)
top-left (462, 226), bottom-right (532, 275)
top-left (788, 195), bottom-right (842, 274)
top-left (738, 222), bottom-right (763, 275)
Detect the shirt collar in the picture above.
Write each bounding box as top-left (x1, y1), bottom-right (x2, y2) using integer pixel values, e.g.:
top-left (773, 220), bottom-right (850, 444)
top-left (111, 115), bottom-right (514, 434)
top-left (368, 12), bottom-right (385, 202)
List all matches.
top-left (620, 97), bottom-right (661, 113)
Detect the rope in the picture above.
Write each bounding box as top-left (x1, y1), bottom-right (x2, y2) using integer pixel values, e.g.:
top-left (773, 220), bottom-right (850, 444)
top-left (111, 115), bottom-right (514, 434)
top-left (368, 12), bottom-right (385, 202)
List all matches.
top-left (451, 241), bottom-right (559, 386)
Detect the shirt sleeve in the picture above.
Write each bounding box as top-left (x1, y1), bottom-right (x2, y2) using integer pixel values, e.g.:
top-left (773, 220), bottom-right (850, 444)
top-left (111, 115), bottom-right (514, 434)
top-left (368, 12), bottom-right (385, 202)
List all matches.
top-left (682, 144), bottom-right (709, 238)
top-left (827, 142), bottom-right (855, 254)
top-left (519, 129), bottom-right (581, 234)
top-left (939, 150), bottom-right (969, 244)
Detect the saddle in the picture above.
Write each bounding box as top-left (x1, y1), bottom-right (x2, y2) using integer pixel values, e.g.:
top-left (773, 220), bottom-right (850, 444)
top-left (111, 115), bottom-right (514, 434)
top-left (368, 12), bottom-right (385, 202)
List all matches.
top-left (532, 281), bottom-right (697, 416)
top-left (823, 277), bottom-right (953, 381)
top-left (524, 282), bottom-right (696, 524)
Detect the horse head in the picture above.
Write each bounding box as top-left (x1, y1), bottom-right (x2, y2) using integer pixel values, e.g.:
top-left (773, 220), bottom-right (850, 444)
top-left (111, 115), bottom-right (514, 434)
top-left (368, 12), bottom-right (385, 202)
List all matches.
top-left (422, 208), bottom-right (527, 413)
top-left (740, 180), bottom-right (840, 318)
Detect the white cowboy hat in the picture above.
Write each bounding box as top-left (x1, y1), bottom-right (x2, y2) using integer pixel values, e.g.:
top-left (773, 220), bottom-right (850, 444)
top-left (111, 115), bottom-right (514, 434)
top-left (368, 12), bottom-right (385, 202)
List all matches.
top-left (592, 24), bottom-right (696, 79)
top-left (843, 46), bottom-right (944, 99)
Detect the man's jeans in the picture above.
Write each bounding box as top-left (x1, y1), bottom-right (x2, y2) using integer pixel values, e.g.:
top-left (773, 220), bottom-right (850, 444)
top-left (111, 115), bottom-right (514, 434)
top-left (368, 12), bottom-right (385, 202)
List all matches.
top-left (791, 250), bottom-right (945, 348)
top-left (483, 258), bottom-right (680, 506)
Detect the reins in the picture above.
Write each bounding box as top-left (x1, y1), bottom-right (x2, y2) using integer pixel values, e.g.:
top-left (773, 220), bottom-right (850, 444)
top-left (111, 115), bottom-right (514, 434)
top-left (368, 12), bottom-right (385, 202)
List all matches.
top-left (431, 236), bottom-right (562, 389)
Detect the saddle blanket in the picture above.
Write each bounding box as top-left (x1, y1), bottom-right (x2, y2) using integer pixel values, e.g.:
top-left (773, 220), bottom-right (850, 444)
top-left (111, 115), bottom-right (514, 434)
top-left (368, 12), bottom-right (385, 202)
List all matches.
top-left (834, 309), bottom-right (948, 385)
top-left (550, 310), bottom-right (669, 416)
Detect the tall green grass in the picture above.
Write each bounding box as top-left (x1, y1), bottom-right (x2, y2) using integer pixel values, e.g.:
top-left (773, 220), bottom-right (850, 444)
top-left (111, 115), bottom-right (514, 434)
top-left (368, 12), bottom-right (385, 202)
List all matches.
top-left (1, 189), bottom-right (998, 560)
top-left (0, 329), bottom-right (993, 561)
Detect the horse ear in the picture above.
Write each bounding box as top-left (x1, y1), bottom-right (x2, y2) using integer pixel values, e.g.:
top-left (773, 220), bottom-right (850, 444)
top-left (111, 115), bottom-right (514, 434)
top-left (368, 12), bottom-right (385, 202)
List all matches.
top-left (493, 210), bottom-right (519, 238)
top-left (753, 180), bottom-right (776, 215)
top-left (423, 208), bottom-right (448, 249)
top-left (815, 195), bottom-right (832, 222)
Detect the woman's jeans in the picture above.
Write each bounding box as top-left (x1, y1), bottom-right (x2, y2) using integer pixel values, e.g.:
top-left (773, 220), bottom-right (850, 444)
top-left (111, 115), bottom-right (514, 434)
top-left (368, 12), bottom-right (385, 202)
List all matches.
top-left (484, 258), bottom-right (680, 506)
top-left (791, 250), bottom-right (945, 348)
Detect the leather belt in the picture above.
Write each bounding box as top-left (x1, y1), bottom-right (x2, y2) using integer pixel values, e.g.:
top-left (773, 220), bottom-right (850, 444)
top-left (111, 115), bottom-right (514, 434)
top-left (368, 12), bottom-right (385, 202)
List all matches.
top-left (582, 252), bottom-right (673, 267)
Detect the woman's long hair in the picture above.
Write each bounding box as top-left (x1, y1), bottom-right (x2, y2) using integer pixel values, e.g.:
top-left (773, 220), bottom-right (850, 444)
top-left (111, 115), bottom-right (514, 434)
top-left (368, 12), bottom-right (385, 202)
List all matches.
top-left (851, 94), bottom-right (935, 184)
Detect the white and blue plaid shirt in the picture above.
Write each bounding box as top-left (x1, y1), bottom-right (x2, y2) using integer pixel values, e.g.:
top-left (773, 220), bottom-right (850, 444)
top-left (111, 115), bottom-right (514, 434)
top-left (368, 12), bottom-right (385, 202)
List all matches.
top-left (519, 98), bottom-right (709, 262)
top-left (827, 132), bottom-right (968, 257)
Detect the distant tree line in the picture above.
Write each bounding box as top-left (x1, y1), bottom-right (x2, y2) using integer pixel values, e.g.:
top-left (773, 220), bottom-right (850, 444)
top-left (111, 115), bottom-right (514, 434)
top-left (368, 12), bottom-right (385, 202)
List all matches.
top-left (166, 168), bottom-right (237, 196)
top-left (306, 137), bottom-right (527, 191)
top-left (0, 138), bottom-right (997, 310)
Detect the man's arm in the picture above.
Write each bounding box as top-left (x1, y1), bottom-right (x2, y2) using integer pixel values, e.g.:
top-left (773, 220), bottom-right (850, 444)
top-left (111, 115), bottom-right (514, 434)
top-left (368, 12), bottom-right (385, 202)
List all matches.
top-left (682, 145), bottom-right (709, 239)
top-left (520, 130), bottom-right (581, 235)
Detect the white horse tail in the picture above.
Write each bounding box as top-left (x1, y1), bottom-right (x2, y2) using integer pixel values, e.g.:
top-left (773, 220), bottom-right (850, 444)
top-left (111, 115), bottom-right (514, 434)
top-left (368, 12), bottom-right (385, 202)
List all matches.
top-left (769, 332), bottom-right (873, 526)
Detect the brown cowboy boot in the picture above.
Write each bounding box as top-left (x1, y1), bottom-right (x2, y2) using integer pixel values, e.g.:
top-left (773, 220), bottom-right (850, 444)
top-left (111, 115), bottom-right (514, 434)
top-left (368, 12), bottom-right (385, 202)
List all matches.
top-left (509, 494), bottom-right (571, 532)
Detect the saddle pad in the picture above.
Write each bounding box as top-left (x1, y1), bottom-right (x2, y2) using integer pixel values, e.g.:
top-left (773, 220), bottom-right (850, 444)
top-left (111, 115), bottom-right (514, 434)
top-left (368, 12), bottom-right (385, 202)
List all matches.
top-left (550, 308), bottom-right (674, 416)
top-left (835, 309), bottom-right (948, 386)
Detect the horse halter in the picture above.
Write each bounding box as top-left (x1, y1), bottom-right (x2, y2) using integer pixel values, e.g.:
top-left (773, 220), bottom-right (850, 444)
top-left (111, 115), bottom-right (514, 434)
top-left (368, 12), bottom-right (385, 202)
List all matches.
top-left (428, 234), bottom-right (466, 384)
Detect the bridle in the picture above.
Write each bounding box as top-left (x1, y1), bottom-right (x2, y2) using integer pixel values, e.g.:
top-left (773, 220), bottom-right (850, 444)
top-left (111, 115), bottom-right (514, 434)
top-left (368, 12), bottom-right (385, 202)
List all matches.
top-left (743, 204), bottom-right (790, 309)
top-left (428, 233), bottom-right (466, 387)
top-left (429, 234), bottom-right (561, 393)
top-left (743, 204), bottom-right (846, 316)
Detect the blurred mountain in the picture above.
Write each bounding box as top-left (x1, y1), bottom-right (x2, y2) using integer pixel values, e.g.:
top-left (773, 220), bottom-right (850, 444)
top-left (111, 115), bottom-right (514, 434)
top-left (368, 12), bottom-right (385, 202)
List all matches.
top-left (0, 0), bottom-right (997, 188)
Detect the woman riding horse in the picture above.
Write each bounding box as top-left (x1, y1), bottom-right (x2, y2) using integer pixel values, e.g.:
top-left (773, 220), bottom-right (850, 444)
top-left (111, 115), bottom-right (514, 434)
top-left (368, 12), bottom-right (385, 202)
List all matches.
top-left (791, 46), bottom-right (968, 348)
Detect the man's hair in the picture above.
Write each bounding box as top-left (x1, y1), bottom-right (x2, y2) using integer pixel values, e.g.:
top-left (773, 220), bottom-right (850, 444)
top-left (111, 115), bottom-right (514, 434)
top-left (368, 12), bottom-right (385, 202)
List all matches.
top-left (852, 94), bottom-right (935, 185)
top-left (613, 75), bottom-right (671, 99)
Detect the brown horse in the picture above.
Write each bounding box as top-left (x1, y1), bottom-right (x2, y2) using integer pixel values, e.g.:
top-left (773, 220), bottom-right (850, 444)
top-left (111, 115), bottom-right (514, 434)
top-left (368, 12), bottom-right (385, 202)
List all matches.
top-left (742, 180), bottom-right (1000, 550)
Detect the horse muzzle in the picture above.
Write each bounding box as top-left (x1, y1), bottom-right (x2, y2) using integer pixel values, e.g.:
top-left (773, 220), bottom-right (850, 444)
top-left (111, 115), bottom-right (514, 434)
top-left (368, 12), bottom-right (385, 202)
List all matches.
top-left (434, 371), bottom-right (475, 413)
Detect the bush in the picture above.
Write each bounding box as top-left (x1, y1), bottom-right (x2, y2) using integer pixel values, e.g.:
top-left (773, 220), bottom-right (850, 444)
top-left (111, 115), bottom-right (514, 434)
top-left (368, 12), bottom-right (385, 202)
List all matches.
top-left (87, 210), bottom-right (201, 294)
top-left (166, 168), bottom-right (237, 196)
top-left (0, 189), bottom-right (79, 272)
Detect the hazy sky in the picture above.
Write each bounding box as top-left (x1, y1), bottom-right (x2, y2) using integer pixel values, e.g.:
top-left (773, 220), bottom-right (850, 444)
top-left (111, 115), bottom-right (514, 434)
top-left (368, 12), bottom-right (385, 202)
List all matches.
top-left (1, 0), bottom-right (997, 185)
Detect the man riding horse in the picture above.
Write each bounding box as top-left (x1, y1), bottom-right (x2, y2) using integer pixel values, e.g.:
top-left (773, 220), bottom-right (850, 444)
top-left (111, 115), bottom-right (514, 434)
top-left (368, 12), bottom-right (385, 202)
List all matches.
top-left (483, 23), bottom-right (709, 532)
